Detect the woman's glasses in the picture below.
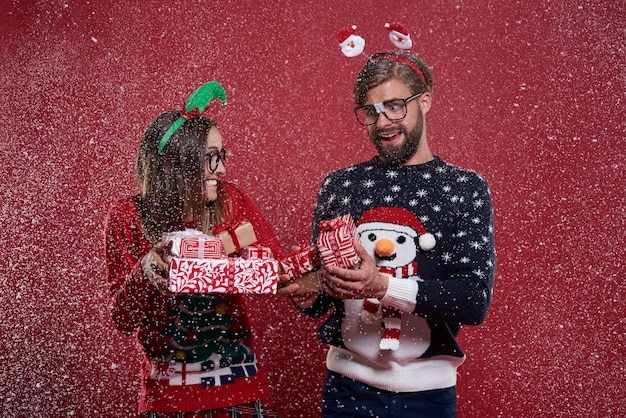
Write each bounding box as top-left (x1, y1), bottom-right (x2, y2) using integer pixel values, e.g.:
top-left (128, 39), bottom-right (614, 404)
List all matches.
top-left (205, 148), bottom-right (226, 172)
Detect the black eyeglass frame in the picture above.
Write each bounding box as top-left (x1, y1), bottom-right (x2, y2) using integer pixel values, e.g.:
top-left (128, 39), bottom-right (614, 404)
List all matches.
top-left (205, 148), bottom-right (227, 172)
top-left (353, 93), bottom-right (423, 126)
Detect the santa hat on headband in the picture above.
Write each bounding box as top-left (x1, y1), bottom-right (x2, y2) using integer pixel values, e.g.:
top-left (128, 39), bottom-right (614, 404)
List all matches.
top-left (337, 22), bottom-right (416, 58)
top-left (337, 25), bottom-right (366, 57)
top-left (385, 22), bottom-right (413, 49)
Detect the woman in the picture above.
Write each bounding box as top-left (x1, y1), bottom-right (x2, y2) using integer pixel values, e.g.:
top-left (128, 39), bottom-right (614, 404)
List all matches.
top-left (105, 82), bottom-right (285, 417)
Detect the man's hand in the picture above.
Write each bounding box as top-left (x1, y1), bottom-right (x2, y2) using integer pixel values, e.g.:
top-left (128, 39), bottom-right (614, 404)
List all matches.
top-left (321, 240), bottom-right (388, 300)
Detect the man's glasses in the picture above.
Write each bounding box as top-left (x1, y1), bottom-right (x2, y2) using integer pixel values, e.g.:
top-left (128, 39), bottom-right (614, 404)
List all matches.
top-left (353, 93), bottom-right (423, 126)
top-left (205, 148), bottom-right (226, 172)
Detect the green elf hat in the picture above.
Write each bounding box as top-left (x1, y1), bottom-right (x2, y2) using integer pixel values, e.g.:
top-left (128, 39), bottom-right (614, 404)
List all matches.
top-left (158, 81), bottom-right (227, 154)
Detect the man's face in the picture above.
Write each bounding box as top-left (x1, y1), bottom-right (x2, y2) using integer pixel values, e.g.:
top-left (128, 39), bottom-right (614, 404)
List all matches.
top-left (365, 79), bottom-right (424, 165)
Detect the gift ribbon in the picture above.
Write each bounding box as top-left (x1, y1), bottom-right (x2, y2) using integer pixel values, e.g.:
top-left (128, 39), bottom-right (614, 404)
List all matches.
top-left (244, 246), bottom-right (271, 259)
top-left (256, 247), bottom-right (271, 259)
top-left (319, 218), bottom-right (347, 232)
top-left (214, 220), bottom-right (244, 252)
top-left (227, 257), bottom-right (236, 293)
top-left (197, 239), bottom-right (205, 258)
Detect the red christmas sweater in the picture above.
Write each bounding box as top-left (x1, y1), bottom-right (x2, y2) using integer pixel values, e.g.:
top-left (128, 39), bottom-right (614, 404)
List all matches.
top-left (104, 182), bottom-right (285, 414)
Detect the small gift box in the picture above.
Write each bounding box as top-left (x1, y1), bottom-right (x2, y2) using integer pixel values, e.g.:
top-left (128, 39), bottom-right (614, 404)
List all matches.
top-left (165, 230), bottom-right (222, 259)
top-left (215, 221), bottom-right (258, 255)
top-left (279, 245), bottom-right (319, 278)
top-left (169, 257), bottom-right (279, 294)
top-left (316, 214), bottom-right (360, 268)
top-left (241, 245), bottom-right (273, 260)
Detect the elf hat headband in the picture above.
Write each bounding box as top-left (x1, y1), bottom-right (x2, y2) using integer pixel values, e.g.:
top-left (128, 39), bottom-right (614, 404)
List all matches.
top-left (337, 22), bottom-right (426, 85)
top-left (158, 81), bottom-right (227, 154)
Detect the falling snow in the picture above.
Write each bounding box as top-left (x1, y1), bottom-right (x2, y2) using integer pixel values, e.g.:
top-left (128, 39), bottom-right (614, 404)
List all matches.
top-left (1, 1), bottom-right (624, 417)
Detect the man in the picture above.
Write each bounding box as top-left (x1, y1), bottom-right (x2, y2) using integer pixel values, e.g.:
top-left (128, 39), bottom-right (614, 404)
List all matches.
top-left (290, 51), bottom-right (496, 418)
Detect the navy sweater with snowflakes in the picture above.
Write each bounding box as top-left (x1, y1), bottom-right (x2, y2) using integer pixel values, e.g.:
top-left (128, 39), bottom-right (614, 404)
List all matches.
top-left (301, 156), bottom-right (496, 392)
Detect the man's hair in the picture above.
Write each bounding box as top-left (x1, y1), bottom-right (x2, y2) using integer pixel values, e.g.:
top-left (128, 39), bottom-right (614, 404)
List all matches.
top-left (135, 111), bottom-right (225, 245)
top-left (353, 51), bottom-right (434, 106)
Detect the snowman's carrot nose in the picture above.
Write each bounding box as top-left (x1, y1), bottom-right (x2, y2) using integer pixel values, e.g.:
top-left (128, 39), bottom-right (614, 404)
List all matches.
top-left (375, 238), bottom-right (395, 257)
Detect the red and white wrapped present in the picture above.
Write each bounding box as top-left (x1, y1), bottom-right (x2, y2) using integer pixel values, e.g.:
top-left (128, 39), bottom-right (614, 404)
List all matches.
top-left (316, 214), bottom-right (361, 268)
top-left (214, 221), bottom-right (258, 255)
top-left (165, 230), bottom-right (222, 259)
top-left (169, 257), bottom-right (279, 294)
top-left (241, 245), bottom-right (274, 260)
top-left (279, 245), bottom-right (319, 278)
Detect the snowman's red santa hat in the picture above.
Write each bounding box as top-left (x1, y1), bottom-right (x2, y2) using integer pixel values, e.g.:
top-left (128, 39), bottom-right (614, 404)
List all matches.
top-left (356, 206), bottom-right (436, 251)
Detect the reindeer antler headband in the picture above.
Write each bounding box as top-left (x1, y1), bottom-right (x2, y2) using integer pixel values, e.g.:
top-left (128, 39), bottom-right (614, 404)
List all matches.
top-left (337, 22), bottom-right (426, 85)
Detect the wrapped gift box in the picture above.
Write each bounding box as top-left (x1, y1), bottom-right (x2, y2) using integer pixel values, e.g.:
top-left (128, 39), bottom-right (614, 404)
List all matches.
top-left (215, 221), bottom-right (258, 255)
top-left (165, 231), bottom-right (222, 259)
top-left (316, 214), bottom-right (360, 268)
top-left (279, 245), bottom-right (319, 278)
top-left (241, 245), bottom-right (273, 260)
top-left (169, 257), bottom-right (278, 294)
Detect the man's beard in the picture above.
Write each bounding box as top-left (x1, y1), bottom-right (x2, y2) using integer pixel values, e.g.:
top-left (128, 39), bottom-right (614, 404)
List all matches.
top-left (371, 112), bottom-right (423, 165)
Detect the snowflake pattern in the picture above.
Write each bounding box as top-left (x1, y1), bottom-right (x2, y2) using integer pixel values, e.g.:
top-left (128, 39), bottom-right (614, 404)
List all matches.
top-left (316, 157), bottom-right (495, 298)
top-left (469, 241), bottom-right (483, 250)
top-left (312, 156), bottom-right (496, 359)
top-left (473, 268), bottom-right (485, 278)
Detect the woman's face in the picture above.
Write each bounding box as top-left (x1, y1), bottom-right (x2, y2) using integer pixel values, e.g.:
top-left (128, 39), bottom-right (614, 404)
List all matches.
top-left (203, 126), bottom-right (226, 202)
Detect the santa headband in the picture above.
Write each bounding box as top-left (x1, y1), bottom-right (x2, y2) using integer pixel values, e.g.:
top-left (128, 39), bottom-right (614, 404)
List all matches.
top-left (337, 22), bottom-right (426, 85)
top-left (158, 81), bottom-right (227, 154)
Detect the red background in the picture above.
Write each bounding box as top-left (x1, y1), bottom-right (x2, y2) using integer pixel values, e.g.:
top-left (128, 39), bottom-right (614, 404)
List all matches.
top-left (1, 1), bottom-right (624, 417)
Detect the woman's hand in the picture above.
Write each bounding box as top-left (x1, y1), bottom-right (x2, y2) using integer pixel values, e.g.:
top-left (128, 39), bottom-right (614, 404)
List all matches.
top-left (277, 270), bottom-right (321, 308)
top-left (277, 272), bottom-right (301, 296)
top-left (141, 240), bottom-right (172, 294)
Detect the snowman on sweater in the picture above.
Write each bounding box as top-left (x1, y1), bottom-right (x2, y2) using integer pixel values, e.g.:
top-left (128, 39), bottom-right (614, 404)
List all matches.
top-left (356, 207), bottom-right (435, 350)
